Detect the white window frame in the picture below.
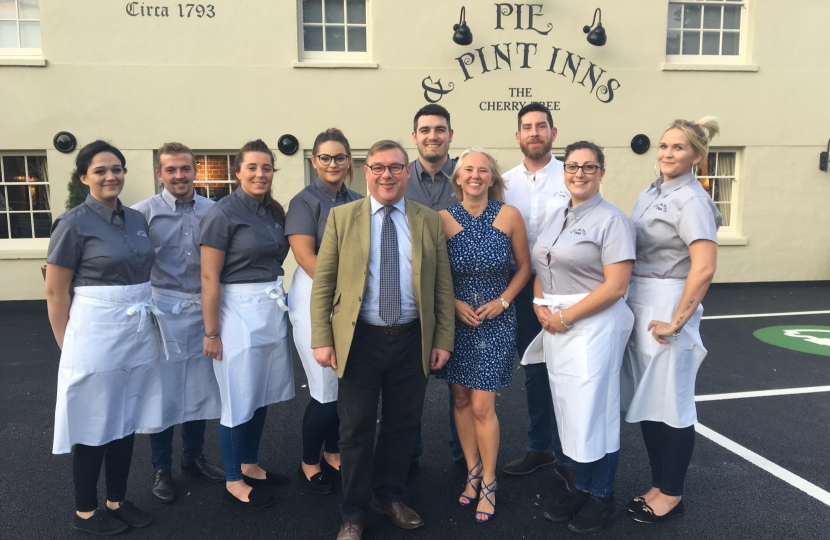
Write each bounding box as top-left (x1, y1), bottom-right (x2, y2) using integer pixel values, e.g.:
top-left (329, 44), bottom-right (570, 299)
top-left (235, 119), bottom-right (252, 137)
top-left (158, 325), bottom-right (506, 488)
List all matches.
top-left (0, 151), bottom-right (52, 240)
top-left (696, 148), bottom-right (740, 238)
top-left (297, 0), bottom-right (371, 63)
top-left (0, 0), bottom-right (42, 58)
top-left (665, 0), bottom-right (749, 65)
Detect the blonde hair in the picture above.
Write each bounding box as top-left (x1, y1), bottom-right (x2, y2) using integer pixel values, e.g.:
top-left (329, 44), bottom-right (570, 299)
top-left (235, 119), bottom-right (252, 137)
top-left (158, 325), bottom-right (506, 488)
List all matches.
top-left (450, 147), bottom-right (505, 202)
top-left (661, 117), bottom-right (720, 159)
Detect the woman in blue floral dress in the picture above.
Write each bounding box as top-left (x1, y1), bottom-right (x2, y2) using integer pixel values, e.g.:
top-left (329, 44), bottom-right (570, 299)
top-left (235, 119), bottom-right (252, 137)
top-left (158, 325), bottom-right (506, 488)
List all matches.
top-left (436, 147), bottom-right (531, 522)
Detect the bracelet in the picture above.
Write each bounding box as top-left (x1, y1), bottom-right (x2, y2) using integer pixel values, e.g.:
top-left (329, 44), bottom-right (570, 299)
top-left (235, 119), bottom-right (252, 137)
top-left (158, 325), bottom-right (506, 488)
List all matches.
top-left (205, 333), bottom-right (219, 339)
top-left (559, 310), bottom-right (573, 332)
top-left (666, 325), bottom-right (679, 340)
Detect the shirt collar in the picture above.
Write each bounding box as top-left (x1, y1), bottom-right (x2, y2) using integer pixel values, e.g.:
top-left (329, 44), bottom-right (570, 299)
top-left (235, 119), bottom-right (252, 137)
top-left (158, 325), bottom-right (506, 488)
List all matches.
top-left (313, 178), bottom-right (348, 201)
top-left (565, 190), bottom-right (603, 221)
top-left (649, 171), bottom-right (698, 196)
top-left (84, 194), bottom-right (123, 222)
top-left (414, 156), bottom-right (454, 182)
top-left (519, 154), bottom-right (558, 177)
top-left (159, 188), bottom-right (195, 211)
top-left (234, 186), bottom-right (270, 213)
top-left (369, 196), bottom-right (407, 217)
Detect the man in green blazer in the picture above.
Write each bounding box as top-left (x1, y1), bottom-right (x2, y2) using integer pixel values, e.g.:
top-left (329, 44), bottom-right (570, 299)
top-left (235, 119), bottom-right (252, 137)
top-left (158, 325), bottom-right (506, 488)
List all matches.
top-left (311, 140), bottom-right (455, 540)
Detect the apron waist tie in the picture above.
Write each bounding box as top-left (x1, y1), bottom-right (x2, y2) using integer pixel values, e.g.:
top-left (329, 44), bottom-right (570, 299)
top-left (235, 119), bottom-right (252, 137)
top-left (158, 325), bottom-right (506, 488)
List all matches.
top-left (124, 301), bottom-right (179, 360)
top-left (265, 286), bottom-right (289, 312)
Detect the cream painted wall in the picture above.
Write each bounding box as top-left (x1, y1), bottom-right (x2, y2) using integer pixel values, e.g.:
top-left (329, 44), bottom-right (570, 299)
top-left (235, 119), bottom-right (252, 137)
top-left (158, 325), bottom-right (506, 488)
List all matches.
top-left (1, 0), bottom-right (829, 300)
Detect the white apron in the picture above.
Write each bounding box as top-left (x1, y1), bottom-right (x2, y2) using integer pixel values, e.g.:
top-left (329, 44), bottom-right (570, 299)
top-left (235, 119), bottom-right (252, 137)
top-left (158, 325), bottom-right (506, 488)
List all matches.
top-left (141, 287), bottom-right (222, 432)
top-left (287, 266), bottom-right (338, 403)
top-left (536, 293), bottom-right (634, 463)
top-left (622, 276), bottom-right (707, 428)
top-left (53, 282), bottom-right (178, 454)
top-left (215, 278), bottom-right (295, 427)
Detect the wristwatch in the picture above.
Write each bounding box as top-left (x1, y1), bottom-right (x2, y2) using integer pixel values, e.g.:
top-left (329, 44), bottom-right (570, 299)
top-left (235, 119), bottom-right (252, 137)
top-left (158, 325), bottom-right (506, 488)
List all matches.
top-left (498, 296), bottom-right (510, 309)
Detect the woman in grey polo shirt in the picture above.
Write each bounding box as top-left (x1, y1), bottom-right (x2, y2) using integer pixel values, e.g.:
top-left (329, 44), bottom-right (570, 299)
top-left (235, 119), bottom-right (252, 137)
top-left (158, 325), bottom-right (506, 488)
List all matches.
top-left (623, 118), bottom-right (721, 524)
top-left (45, 140), bottom-right (166, 535)
top-left (286, 128), bottom-right (362, 494)
top-left (531, 142), bottom-right (635, 534)
top-left (200, 139), bottom-right (294, 508)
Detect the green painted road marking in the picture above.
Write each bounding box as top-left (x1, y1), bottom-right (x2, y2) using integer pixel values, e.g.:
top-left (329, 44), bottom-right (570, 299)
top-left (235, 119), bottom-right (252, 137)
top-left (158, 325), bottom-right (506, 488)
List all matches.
top-left (753, 326), bottom-right (830, 357)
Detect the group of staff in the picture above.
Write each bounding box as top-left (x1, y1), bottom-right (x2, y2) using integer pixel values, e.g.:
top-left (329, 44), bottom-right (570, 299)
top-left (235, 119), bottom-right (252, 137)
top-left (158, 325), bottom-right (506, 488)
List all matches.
top-left (43, 102), bottom-right (721, 539)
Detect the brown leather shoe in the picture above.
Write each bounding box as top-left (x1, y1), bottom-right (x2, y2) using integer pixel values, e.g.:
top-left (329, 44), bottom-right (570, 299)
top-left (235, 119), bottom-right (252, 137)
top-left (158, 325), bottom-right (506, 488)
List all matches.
top-left (553, 463), bottom-right (576, 491)
top-left (370, 499), bottom-right (425, 529)
top-left (335, 522), bottom-right (363, 540)
top-left (503, 451), bottom-right (556, 475)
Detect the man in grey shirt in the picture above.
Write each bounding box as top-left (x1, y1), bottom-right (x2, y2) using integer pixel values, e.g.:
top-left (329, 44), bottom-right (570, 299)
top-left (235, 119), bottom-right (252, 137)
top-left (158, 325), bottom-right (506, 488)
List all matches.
top-left (132, 143), bottom-right (224, 503)
top-left (404, 104), bottom-right (463, 467)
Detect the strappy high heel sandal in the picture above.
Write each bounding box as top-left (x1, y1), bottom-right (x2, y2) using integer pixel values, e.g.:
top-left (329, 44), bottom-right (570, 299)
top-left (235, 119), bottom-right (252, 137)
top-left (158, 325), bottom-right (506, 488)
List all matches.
top-left (475, 478), bottom-right (498, 523)
top-left (459, 460), bottom-right (483, 507)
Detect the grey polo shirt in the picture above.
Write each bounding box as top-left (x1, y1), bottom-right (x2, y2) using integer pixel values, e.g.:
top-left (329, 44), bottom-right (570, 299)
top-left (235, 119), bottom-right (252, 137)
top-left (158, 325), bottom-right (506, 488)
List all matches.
top-left (532, 192), bottom-right (636, 295)
top-left (631, 172), bottom-right (722, 280)
top-left (47, 194), bottom-right (155, 286)
top-left (404, 157), bottom-right (457, 211)
top-left (199, 188), bottom-right (289, 284)
top-left (132, 189), bottom-right (214, 294)
top-left (285, 178), bottom-right (363, 253)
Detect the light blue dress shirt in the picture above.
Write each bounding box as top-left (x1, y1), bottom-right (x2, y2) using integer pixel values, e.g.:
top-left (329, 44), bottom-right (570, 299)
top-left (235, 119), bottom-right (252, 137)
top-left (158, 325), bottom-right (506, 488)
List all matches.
top-left (358, 196), bottom-right (418, 325)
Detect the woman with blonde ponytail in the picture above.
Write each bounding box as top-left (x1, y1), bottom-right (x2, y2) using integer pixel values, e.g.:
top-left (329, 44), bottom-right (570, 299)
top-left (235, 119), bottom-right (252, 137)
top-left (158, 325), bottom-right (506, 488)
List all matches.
top-left (286, 128), bottom-right (362, 494)
top-left (622, 118), bottom-right (722, 524)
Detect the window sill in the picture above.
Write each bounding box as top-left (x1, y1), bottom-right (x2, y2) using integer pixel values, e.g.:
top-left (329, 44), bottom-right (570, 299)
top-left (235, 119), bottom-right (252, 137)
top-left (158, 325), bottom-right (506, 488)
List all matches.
top-left (293, 61), bottom-right (377, 69)
top-left (0, 239), bottom-right (49, 259)
top-left (0, 56), bottom-right (47, 66)
top-left (661, 63), bottom-right (758, 72)
top-left (718, 237), bottom-right (748, 246)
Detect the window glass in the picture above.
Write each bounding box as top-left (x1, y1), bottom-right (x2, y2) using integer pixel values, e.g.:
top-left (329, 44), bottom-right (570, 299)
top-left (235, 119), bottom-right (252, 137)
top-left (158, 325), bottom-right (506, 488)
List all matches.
top-left (666, 1), bottom-right (745, 61)
top-left (300, 0), bottom-right (368, 57)
top-left (0, 153), bottom-right (51, 240)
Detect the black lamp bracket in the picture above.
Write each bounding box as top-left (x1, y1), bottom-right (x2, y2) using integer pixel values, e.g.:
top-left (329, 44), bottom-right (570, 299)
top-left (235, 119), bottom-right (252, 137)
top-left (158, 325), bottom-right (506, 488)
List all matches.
top-left (583, 8), bottom-right (602, 34)
top-left (820, 139), bottom-right (829, 172)
top-left (454, 6), bottom-right (467, 32)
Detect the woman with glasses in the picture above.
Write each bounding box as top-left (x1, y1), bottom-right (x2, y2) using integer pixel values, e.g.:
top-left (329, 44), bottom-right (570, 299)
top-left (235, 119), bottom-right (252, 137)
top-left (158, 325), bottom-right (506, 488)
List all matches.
top-left (200, 139), bottom-right (295, 508)
top-left (435, 148), bottom-right (531, 523)
top-left (286, 128), bottom-right (362, 494)
top-left (533, 142), bottom-right (635, 534)
top-left (45, 140), bottom-right (166, 535)
top-left (623, 118), bottom-right (721, 524)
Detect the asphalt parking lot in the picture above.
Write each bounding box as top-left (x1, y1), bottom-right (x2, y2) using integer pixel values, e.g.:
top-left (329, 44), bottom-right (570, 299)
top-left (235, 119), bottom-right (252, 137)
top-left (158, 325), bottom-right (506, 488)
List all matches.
top-left (1, 281), bottom-right (829, 539)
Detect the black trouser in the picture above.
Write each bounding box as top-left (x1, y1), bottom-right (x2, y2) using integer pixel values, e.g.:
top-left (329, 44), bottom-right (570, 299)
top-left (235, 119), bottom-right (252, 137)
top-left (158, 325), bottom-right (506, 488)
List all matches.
top-left (640, 421), bottom-right (696, 496)
top-left (338, 323), bottom-right (427, 525)
top-left (302, 398), bottom-right (340, 465)
top-left (72, 433), bottom-right (135, 512)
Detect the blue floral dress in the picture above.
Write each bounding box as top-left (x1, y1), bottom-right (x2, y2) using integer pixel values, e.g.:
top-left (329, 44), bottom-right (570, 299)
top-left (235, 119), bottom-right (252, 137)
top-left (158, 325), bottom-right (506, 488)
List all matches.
top-left (436, 200), bottom-right (517, 391)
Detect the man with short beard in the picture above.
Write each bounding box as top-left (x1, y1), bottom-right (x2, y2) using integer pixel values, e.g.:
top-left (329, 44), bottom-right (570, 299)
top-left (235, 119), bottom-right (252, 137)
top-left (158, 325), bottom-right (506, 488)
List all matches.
top-left (502, 103), bottom-right (575, 488)
top-left (133, 143), bottom-right (224, 503)
top-left (405, 104), bottom-right (464, 468)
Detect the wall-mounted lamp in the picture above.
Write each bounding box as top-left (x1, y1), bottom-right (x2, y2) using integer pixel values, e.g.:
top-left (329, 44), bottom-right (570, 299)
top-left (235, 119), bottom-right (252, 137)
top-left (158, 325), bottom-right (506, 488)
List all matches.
top-left (277, 134), bottom-right (299, 156)
top-left (631, 134), bottom-right (650, 155)
top-left (53, 131), bottom-right (77, 154)
top-left (452, 6), bottom-right (473, 46)
top-left (820, 139), bottom-right (829, 172)
top-left (583, 8), bottom-right (607, 47)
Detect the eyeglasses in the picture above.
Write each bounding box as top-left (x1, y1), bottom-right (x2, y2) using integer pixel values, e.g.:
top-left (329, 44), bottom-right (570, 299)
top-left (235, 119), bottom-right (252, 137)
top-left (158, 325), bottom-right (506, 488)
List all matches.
top-left (366, 163), bottom-right (406, 175)
top-left (315, 154), bottom-right (350, 166)
top-left (563, 163), bottom-right (601, 174)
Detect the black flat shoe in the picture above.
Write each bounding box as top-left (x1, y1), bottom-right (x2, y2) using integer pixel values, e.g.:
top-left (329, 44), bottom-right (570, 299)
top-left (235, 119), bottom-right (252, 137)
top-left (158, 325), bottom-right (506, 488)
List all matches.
top-left (320, 456), bottom-right (342, 481)
top-left (242, 471), bottom-right (289, 487)
top-left (297, 464), bottom-right (334, 495)
top-left (223, 486), bottom-right (275, 509)
top-left (181, 454), bottom-right (225, 483)
top-left (71, 509), bottom-right (128, 536)
top-left (105, 501), bottom-right (152, 528)
top-left (626, 496), bottom-right (646, 513)
top-left (630, 500), bottom-right (685, 524)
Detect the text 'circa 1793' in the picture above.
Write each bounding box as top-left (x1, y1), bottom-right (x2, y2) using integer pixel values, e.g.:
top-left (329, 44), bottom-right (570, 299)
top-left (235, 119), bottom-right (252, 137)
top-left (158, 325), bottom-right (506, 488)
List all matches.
top-left (125, 2), bottom-right (215, 18)
top-left (421, 3), bottom-right (622, 106)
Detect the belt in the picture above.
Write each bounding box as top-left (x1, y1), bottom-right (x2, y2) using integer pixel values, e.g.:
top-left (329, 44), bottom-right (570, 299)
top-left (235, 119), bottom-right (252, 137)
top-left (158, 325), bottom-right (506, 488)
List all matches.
top-left (357, 319), bottom-right (420, 336)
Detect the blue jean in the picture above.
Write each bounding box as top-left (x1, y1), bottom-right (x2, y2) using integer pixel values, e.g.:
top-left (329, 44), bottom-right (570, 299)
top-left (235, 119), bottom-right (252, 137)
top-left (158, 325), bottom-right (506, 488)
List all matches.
top-left (149, 420), bottom-right (207, 471)
top-left (571, 450), bottom-right (620, 499)
top-left (411, 382), bottom-right (463, 462)
top-left (218, 406), bottom-right (268, 482)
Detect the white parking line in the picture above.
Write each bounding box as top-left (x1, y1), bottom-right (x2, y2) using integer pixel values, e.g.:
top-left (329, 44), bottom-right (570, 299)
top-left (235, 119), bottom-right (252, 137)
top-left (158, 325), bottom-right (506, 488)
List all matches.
top-left (695, 423), bottom-right (830, 506)
top-left (696, 386), bottom-right (830, 402)
top-left (702, 310), bottom-right (830, 320)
